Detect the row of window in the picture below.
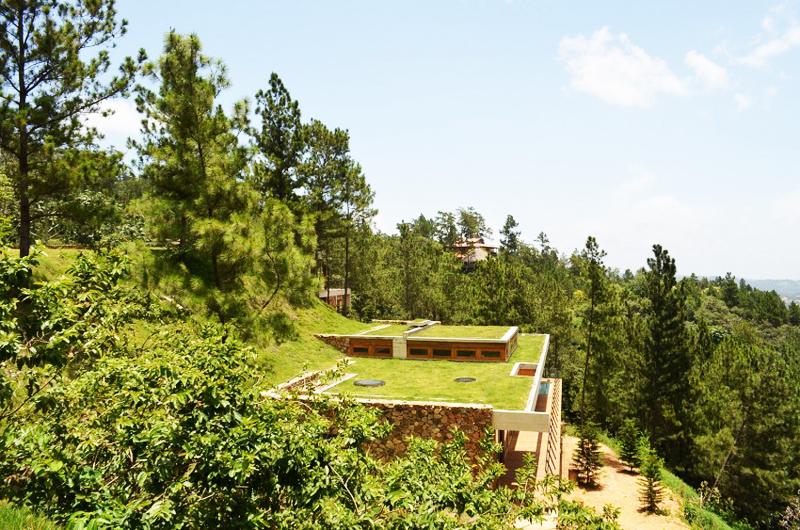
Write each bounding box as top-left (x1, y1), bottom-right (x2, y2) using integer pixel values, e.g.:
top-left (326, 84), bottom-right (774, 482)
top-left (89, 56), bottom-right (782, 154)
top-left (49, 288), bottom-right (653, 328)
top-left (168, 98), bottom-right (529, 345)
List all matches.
top-left (407, 346), bottom-right (504, 361)
top-left (350, 343), bottom-right (392, 357)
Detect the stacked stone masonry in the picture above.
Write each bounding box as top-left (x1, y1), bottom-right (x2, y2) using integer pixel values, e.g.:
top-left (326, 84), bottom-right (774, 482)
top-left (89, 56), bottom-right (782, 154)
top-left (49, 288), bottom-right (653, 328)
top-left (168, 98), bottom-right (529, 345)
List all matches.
top-left (316, 334), bottom-right (350, 353)
top-left (362, 400), bottom-right (494, 461)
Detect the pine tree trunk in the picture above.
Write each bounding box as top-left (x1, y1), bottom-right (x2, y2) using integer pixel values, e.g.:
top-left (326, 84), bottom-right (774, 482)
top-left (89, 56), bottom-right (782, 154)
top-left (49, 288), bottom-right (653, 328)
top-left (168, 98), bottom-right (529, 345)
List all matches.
top-left (18, 186), bottom-right (30, 258)
top-left (16, 5), bottom-right (30, 259)
top-left (343, 222), bottom-right (350, 316)
top-left (580, 287), bottom-right (596, 425)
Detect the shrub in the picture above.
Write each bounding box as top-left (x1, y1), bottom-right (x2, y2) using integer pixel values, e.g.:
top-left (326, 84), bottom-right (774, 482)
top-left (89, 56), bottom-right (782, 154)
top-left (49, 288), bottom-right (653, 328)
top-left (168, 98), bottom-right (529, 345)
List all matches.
top-left (573, 422), bottom-right (603, 487)
top-left (618, 418), bottom-right (641, 471)
top-left (638, 439), bottom-right (664, 513)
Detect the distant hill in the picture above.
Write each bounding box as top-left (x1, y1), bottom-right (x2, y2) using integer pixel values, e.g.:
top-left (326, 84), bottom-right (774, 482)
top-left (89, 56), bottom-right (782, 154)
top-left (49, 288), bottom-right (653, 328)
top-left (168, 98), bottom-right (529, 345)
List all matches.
top-left (745, 279), bottom-right (800, 303)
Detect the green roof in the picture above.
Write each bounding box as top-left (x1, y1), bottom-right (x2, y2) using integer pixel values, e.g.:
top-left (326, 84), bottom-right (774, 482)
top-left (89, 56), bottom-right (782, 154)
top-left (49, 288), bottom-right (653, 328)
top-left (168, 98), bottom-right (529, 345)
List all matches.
top-left (412, 325), bottom-right (511, 340)
top-left (363, 324), bottom-right (410, 337)
top-left (323, 334), bottom-right (544, 410)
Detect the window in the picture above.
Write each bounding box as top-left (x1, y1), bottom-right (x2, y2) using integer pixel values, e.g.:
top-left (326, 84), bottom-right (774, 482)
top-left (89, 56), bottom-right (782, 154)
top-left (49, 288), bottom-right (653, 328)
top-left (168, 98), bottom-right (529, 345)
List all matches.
top-left (353, 346), bottom-right (369, 354)
top-left (432, 348), bottom-right (451, 358)
top-left (456, 350), bottom-right (476, 359)
top-left (481, 350), bottom-right (501, 359)
top-left (409, 348), bottom-right (428, 357)
top-left (375, 346), bottom-right (391, 355)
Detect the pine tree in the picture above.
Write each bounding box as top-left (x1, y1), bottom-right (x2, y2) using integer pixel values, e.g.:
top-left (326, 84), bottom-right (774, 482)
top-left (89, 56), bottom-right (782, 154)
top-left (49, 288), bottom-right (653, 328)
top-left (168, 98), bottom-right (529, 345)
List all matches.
top-left (573, 422), bottom-right (603, 487)
top-left (789, 302), bottom-right (800, 326)
top-left (638, 440), bottom-right (664, 514)
top-left (251, 73), bottom-right (305, 207)
top-left (500, 214), bottom-right (521, 255)
top-left (639, 244), bottom-right (692, 466)
top-left (0, 0), bottom-right (142, 257)
top-left (619, 419), bottom-right (642, 471)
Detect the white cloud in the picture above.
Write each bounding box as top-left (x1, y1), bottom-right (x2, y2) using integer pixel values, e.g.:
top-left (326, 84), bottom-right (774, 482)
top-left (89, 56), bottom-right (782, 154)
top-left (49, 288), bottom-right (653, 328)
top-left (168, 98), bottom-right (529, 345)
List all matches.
top-left (685, 50), bottom-right (729, 90)
top-left (740, 21), bottom-right (800, 66)
top-left (558, 27), bottom-right (687, 108)
top-left (734, 93), bottom-right (751, 111)
top-left (83, 99), bottom-right (141, 139)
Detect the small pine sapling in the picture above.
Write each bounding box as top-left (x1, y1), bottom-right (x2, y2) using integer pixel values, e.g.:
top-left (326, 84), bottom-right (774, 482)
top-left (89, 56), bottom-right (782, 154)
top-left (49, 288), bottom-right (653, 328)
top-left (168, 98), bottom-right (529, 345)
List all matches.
top-left (618, 418), bottom-right (642, 471)
top-left (573, 422), bottom-right (603, 487)
top-left (638, 439), bottom-right (664, 514)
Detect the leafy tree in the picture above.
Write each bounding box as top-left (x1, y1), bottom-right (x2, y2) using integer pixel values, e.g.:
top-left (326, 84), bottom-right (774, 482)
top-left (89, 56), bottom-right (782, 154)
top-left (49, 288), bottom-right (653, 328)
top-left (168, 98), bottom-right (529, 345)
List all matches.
top-left (456, 206), bottom-right (490, 240)
top-left (0, 249), bottom-right (153, 423)
top-left (433, 210), bottom-right (458, 247)
top-left (638, 439), bottom-right (664, 514)
top-left (0, 0), bottom-right (142, 257)
top-left (499, 214), bottom-right (521, 254)
top-left (573, 422), bottom-right (603, 487)
top-left (252, 72), bottom-right (305, 206)
top-left (619, 418), bottom-right (643, 471)
top-left (0, 276), bottom-right (617, 528)
top-left (691, 323), bottom-right (800, 525)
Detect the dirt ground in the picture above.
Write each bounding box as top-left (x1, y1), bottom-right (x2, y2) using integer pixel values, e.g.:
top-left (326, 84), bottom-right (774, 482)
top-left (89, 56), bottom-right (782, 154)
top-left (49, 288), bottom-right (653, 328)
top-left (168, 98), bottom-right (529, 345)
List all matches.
top-left (562, 435), bottom-right (689, 530)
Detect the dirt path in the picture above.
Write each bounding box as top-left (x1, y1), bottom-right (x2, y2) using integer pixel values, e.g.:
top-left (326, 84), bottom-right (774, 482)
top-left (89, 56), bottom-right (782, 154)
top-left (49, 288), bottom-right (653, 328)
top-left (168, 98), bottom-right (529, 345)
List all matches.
top-left (563, 435), bottom-right (689, 530)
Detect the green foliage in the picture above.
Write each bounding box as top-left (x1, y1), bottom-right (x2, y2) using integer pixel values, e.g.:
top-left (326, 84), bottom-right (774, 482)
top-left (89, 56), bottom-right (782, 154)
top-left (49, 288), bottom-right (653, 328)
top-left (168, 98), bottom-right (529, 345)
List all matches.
top-left (558, 500), bottom-right (621, 530)
top-left (134, 33), bottom-right (315, 328)
top-left (573, 422), bottom-right (603, 487)
top-left (638, 439), bottom-right (665, 514)
top-left (779, 490), bottom-right (800, 530)
top-left (0, 501), bottom-right (56, 530)
top-left (0, 0), bottom-right (143, 256)
top-left (639, 244), bottom-right (693, 467)
top-left (499, 214), bottom-right (521, 255)
top-left (456, 206), bottom-right (490, 240)
top-left (618, 419), bottom-right (642, 471)
top-left (252, 73), bottom-right (305, 205)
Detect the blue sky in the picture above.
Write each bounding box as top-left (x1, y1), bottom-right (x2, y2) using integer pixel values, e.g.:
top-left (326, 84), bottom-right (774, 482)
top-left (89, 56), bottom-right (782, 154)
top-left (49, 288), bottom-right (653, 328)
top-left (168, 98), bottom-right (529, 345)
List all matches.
top-left (90, 0), bottom-right (800, 279)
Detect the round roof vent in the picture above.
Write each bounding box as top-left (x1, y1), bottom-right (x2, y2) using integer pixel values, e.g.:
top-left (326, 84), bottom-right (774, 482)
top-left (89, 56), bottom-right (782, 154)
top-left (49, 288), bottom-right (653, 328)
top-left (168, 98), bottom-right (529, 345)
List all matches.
top-left (354, 379), bottom-right (385, 387)
top-left (454, 377), bottom-right (476, 383)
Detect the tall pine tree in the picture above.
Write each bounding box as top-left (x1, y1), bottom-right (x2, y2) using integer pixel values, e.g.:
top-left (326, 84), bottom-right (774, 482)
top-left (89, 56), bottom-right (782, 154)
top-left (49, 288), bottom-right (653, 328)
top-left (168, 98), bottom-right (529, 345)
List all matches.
top-left (639, 244), bottom-right (692, 468)
top-left (0, 0), bottom-right (142, 256)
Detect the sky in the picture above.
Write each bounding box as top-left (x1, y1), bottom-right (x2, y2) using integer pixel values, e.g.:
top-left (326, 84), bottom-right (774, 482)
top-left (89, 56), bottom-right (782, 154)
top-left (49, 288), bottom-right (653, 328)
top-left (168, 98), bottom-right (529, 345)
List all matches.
top-left (88, 0), bottom-right (800, 279)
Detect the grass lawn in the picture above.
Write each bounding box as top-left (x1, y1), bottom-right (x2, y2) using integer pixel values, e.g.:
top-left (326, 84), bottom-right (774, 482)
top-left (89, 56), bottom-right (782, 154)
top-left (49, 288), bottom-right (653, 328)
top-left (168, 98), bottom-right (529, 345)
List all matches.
top-left (413, 324), bottom-right (511, 340)
top-left (364, 323), bottom-right (410, 336)
top-left (0, 501), bottom-right (57, 530)
top-left (259, 303), bottom-right (374, 385)
top-left (324, 334), bottom-right (545, 410)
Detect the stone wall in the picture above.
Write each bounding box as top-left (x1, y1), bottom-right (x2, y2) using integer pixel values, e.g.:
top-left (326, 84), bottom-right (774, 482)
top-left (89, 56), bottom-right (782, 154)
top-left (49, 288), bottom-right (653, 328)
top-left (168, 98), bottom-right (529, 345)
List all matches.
top-left (315, 334), bottom-right (350, 353)
top-left (361, 400), bottom-right (494, 461)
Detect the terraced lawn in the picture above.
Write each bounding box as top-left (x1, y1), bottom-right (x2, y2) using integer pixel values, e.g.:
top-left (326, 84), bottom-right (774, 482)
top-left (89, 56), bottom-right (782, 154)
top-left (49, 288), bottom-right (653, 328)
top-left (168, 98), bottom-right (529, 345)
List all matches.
top-left (324, 334), bottom-right (545, 410)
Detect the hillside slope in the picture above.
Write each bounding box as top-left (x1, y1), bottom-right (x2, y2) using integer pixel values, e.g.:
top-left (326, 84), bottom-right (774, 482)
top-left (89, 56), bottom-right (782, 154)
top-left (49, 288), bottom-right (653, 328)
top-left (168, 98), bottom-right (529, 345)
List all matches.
top-left (30, 246), bottom-right (370, 386)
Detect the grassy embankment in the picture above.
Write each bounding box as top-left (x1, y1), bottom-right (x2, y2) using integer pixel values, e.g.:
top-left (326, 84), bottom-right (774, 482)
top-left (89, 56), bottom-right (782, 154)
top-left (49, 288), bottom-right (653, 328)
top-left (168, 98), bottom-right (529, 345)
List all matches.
top-left (29, 246), bottom-right (370, 386)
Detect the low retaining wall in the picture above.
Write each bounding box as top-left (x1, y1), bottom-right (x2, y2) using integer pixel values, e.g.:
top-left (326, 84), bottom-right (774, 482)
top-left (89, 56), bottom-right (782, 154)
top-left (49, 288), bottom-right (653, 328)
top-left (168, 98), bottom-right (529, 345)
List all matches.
top-left (361, 399), bottom-right (494, 461)
top-left (316, 334), bottom-right (350, 353)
